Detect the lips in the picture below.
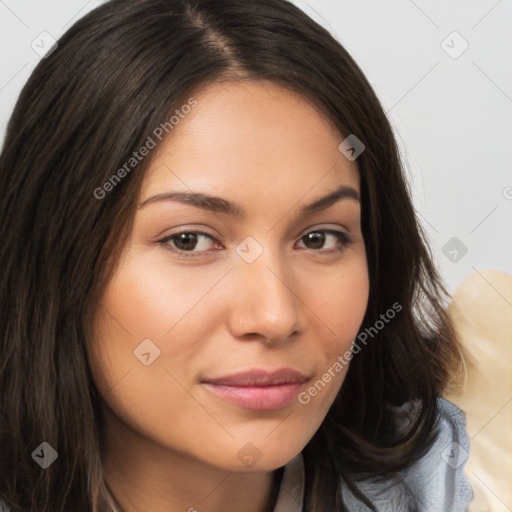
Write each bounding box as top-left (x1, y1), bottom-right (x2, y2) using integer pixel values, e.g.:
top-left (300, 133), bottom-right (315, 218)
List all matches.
top-left (204, 368), bottom-right (307, 386)
top-left (202, 368), bottom-right (308, 411)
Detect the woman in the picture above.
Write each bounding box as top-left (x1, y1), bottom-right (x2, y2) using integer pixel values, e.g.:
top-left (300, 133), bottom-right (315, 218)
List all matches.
top-left (0, 0), bottom-right (472, 510)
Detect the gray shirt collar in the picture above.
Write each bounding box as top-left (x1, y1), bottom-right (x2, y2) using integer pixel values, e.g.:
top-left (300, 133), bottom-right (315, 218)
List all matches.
top-left (273, 452), bottom-right (305, 512)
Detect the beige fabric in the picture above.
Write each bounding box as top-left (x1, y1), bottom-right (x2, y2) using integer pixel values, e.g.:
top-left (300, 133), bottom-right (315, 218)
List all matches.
top-left (444, 269), bottom-right (512, 512)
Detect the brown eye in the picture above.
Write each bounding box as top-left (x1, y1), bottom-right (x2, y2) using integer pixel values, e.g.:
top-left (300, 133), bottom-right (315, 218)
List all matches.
top-left (303, 231), bottom-right (326, 249)
top-left (159, 231), bottom-right (217, 256)
top-left (173, 232), bottom-right (199, 251)
top-left (297, 230), bottom-right (352, 252)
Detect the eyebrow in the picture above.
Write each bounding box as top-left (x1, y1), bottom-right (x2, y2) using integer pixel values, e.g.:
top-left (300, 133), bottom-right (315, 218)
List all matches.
top-left (138, 184), bottom-right (360, 219)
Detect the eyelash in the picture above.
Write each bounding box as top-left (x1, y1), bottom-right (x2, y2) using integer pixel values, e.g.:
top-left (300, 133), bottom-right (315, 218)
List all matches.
top-left (157, 228), bottom-right (353, 259)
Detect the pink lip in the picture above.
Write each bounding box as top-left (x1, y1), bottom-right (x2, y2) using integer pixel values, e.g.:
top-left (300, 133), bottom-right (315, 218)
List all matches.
top-left (202, 369), bottom-right (307, 411)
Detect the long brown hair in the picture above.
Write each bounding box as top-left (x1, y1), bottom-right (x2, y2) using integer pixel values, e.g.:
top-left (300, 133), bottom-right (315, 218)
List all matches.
top-left (0, 1), bottom-right (464, 510)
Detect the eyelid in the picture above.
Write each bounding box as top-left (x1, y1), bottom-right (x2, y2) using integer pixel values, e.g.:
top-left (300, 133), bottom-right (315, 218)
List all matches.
top-left (157, 229), bottom-right (219, 258)
top-left (157, 225), bottom-right (353, 258)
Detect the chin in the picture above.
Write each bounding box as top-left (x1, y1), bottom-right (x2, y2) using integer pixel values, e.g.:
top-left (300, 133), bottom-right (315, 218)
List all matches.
top-left (199, 435), bottom-right (310, 473)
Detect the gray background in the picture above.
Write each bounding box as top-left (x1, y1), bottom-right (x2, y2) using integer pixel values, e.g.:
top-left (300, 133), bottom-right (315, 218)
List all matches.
top-left (1, 0), bottom-right (511, 294)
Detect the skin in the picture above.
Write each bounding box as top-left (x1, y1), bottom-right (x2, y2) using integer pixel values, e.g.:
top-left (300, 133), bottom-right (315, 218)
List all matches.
top-left (88, 79), bottom-right (369, 512)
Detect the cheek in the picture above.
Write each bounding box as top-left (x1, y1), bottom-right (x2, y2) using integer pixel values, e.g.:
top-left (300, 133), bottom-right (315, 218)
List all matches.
top-left (309, 253), bottom-right (369, 350)
top-left (86, 249), bottom-right (234, 421)
top-left (86, 267), bottom-right (223, 453)
top-left (98, 250), bottom-right (231, 341)
top-left (301, 254), bottom-right (369, 399)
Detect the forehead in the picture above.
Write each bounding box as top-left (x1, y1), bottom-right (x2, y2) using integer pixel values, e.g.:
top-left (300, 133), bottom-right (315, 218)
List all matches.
top-left (141, 79), bottom-right (359, 207)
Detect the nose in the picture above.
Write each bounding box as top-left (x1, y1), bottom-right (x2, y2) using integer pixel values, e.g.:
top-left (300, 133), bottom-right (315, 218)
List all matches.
top-left (227, 245), bottom-right (305, 345)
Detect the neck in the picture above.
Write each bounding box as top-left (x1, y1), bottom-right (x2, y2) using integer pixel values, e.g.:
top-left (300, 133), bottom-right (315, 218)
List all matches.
top-left (98, 406), bottom-right (281, 512)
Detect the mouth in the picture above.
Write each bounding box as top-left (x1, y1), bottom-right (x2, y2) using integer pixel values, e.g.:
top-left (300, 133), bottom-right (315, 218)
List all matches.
top-left (201, 368), bottom-right (308, 411)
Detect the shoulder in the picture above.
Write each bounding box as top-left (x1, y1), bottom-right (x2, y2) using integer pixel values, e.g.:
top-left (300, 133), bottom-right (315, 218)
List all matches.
top-left (400, 397), bottom-right (473, 510)
top-left (341, 397), bottom-right (473, 511)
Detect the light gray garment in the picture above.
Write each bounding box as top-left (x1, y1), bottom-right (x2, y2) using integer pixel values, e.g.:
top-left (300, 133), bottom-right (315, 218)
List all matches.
top-left (273, 397), bottom-right (473, 512)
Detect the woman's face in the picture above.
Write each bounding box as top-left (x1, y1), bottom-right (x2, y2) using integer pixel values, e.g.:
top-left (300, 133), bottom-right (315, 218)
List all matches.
top-left (89, 79), bottom-right (369, 472)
